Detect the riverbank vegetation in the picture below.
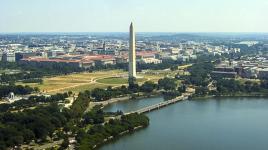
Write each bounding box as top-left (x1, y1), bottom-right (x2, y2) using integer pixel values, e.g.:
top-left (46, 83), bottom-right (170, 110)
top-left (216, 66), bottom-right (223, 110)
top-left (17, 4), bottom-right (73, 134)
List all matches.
top-left (90, 78), bottom-right (182, 102)
top-left (0, 55), bottom-right (230, 149)
top-left (1, 75), bottom-right (171, 149)
top-left (76, 113), bottom-right (149, 150)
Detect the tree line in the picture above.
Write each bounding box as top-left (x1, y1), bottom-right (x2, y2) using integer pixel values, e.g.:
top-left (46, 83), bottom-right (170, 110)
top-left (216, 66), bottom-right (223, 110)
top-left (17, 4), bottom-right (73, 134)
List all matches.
top-left (76, 113), bottom-right (149, 150)
top-left (0, 92), bottom-right (70, 113)
top-left (0, 84), bottom-right (36, 99)
top-left (90, 77), bottom-right (184, 102)
top-left (0, 61), bottom-right (85, 83)
top-left (0, 104), bottom-right (72, 150)
top-left (0, 75), bottom-right (183, 149)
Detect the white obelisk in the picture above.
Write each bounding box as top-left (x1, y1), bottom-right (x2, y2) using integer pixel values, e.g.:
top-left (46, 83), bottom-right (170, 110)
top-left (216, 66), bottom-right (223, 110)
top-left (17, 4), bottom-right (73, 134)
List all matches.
top-left (129, 22), bottom-right (136, 78)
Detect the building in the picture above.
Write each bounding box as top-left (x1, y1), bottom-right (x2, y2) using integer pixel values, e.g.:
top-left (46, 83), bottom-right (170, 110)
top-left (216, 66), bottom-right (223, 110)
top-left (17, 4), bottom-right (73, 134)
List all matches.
top-left (0, 52), bottom-right (2, 61)
top-left (177, 55), bottom-right (190, 62)
top-left (259, 68), bottom-right (268, 79)
top-left (241, 67), bottom-right (257, 78)
top-left (211, 71), bottom-right (237, 78)
top-left (138, 58), bottom-right (162, 64)
top-left (2, 52), bottom-right (15, 62)
top-left (129, 22), bottom-right (136, 78)
top-left (103, 41), bottom-right (106, 50)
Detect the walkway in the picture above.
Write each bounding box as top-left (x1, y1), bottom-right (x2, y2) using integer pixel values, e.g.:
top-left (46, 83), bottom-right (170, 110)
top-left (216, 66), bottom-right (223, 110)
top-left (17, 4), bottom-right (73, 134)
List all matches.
top-left (125, 92), bottom-right (193, 115)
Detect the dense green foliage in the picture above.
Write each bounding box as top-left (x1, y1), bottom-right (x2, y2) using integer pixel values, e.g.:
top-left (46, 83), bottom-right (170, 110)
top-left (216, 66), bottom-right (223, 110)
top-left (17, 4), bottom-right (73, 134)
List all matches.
top-left (195, 86), bottom-right (209, 96)
top-left (0, 72), bottom-right (43, 84)
top-left (140, 81), bottom-right (157, 93)
top-left (0, 90), bottom-right (90, 149)
top-left (163, 91), bottom-right (181, 100)
top-left (91, 85), bottom-right (131, 101)
top-left (0, 84), bottom-right (36, 98)
top-left (0, 93), bottom-right (69, 113)
top-left (76, 113), bottom-right (149, 150)
top-left (158, 77), bottom-right (177, 91)
top-left (183, 62), bottom-right (214, 86)
top-left (0, 62), bottom-right (85, 83)
top-left (0, 104), bottom-right (71, 149)
top-left (21, 78), bottom-right (43, 84)
top-left (91, 83), bottom-right (157, 101)
top-left (260, 80), bottom-right (268, 89)
top-left (215, 79), bottom-right (262, 95)
top-left (82, 106), bottom-right (104, 125)
top-left (70, 91), bottom-right (91, 118)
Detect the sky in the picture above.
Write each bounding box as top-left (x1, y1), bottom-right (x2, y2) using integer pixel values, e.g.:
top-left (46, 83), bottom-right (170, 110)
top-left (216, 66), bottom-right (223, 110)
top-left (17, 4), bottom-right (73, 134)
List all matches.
top-left (0, 0), bottom-right (268, 32)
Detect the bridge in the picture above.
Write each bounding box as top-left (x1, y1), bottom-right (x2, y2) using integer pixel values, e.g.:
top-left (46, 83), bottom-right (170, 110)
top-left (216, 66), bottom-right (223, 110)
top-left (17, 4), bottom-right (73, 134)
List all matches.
top-left (125, 92), bottom-right (193, 115)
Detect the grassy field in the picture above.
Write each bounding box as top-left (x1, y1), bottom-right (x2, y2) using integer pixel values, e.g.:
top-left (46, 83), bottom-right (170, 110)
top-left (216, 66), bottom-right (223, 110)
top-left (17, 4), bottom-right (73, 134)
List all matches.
top-left (236, 77), bottom-right (261, 84)
top-left (17, 67), bottom-right (187, 94)
top-left (97, 77), bottom-right (129, 84)
top-left (97, 77), bottom-right (147, 84)
top-left (17, 70), bottom-right (126, 94)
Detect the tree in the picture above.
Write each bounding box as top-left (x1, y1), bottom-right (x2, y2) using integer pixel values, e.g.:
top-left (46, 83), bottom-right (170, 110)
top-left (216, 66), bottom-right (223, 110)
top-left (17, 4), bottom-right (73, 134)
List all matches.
top-left (128, 83), bottom-right (140, 93)
top-left (83, 108), bottom-right (104, 125)
top-left (120, 85), bottom-right (129, 94)
top-left (140, 81), bottom-right (157, 93)
top-left (185, 62), bottom-right (214, 86)
top-left (260, 80), bottom-right (268, 88)
top-left (91, 88), bottom-right (107, 101)
top-left (59, 137), bottom-right (69, 150)
top-left (178, 84), bottom-right (186, 93)
top-left (170, 66), bottom-right (178, 71)
top-left (128, 77), bottom-right (137, 89)
top-left (68, 91), bottom-right (73, 96)
top-left (195, 86), bottom-right (209, 96)
top-left (22, 129), bottom-right (35, 144)
top-left (158, 77), bottom-right (177, 91)
top-left (163, 91), bottom-right (181, 100)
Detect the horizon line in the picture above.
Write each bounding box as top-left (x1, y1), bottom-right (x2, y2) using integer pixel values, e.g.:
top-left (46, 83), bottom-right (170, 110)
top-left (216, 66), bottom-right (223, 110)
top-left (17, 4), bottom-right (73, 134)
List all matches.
top-left (1, 31), bottom-right (268, 34)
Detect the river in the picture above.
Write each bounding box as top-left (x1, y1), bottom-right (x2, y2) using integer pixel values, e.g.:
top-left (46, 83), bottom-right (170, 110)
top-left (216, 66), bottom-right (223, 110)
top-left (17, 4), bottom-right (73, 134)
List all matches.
top-left (100, 97), bottom-right (268, 150)
top-left (102, 96), bottom-right (165, 113)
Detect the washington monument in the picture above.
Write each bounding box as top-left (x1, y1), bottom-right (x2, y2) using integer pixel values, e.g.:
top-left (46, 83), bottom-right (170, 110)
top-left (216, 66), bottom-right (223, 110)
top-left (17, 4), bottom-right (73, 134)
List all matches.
top-left (129, 22), bottom-right (136, 78)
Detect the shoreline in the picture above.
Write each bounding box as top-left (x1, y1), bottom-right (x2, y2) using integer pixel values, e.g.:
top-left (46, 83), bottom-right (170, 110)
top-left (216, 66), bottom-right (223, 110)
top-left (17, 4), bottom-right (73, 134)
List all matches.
top-left (93, 125), bottom-right (146, 149)
top-left (192, 92), bottom-right (268, 100)
top-left (90, 92), bottom-right (266, 149)
top-left (88, 92), bottom-right (162, 110)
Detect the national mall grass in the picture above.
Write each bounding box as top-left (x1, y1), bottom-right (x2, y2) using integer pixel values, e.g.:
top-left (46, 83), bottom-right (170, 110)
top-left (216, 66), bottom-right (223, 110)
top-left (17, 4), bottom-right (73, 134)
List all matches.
top-left (17, 69), bottom-right (175, 94)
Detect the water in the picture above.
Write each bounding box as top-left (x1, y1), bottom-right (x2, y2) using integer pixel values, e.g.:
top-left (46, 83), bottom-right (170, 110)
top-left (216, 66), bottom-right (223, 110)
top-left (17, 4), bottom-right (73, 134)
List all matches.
top-left (102, 96), bottom-right (164, 113)
top-left (100, 97), bottom-right (268, 150)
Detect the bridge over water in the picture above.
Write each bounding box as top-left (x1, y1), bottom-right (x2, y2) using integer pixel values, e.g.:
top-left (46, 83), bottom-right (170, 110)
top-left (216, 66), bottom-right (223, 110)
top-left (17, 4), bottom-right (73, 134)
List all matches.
top-left (124, 93), bottom-right (193, 115)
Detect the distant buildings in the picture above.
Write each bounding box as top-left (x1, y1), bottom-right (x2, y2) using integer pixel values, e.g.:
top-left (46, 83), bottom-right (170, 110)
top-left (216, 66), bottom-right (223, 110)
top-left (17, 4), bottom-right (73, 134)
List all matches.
top-left (211, 66), bottom-right (237, 78)
top-left (214, 57), bottom-right (268, 79)
top-left (0, 52), bottom-right (16, 62)
top-left (20, 54), bottom-right (116, 69)
top-left (136, 51), bottom-right (161, 64)
top-left (258, 68), bottom-right (268, 79)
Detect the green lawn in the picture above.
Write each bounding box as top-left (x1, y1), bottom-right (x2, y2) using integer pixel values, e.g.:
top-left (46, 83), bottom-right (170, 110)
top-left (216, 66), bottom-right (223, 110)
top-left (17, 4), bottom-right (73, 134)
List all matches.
top-left (97, 77), bottom-right (129, 84)
top-left (97, 77), bottom-right (147, 85)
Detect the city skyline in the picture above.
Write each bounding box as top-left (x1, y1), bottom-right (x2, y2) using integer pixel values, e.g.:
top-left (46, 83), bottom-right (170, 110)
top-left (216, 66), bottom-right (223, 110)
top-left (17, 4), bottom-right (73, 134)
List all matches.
top-left (1, 0), bottom-right (268, 33)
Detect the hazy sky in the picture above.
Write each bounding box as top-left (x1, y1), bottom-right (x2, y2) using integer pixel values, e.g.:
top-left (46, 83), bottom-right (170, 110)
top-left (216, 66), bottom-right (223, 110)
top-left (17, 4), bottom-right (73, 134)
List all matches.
top-left (0, 0), bottom-right (267, 32)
